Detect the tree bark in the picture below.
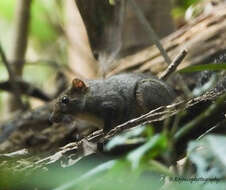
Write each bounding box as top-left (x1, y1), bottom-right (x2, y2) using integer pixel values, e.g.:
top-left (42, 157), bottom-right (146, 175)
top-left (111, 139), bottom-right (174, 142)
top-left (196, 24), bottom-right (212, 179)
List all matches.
top-left (65, 0), bottom-right (98, 79)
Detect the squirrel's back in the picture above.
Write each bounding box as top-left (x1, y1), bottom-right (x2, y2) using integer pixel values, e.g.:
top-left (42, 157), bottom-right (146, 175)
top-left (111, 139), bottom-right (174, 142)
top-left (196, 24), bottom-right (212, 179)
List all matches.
top-left (85, 73), bottom-right (175, 124)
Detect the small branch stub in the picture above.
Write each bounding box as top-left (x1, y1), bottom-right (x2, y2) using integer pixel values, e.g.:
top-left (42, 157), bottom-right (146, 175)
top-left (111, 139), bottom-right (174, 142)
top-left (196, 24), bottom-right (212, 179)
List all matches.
top-left (160, 49), bottom-right (188, 80)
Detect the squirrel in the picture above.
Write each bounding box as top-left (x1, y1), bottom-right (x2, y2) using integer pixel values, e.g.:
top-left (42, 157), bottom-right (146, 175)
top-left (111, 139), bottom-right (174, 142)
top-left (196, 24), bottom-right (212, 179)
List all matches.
top-left (49, 73), bottom-right (175, 132)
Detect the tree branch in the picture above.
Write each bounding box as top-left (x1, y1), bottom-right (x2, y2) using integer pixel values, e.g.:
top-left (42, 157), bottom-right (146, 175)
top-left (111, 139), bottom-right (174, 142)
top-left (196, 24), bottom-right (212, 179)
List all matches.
top-left (128, 0), bottom-right (171, 65)
top-left (0, 44), bottom-right (24, 109)
top-left (160, 49), bottom-right (188, 80)
top-left (127, 0), bottom-right (191, 97)
top-left (7, 0), bottom-right (32, 112)
top-left (174, 92), bottom-right (226, 141)
top-left (0, 79), bottom-right (51, 102)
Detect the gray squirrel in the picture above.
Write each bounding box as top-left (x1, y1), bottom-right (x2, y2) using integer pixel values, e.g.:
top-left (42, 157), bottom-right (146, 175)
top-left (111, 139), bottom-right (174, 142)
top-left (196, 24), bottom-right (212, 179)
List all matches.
top-left (50, 73), bottom-right (175, 132)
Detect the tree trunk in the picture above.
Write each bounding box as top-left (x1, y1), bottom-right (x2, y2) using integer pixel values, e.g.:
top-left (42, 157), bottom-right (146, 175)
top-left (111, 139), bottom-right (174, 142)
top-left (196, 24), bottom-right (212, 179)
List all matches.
top-left (74, 0), bottom-right (175, 74)
top-left (65, 0), bottom-right (98, 79)
top-left (6, 0), bottom-right (32, 112)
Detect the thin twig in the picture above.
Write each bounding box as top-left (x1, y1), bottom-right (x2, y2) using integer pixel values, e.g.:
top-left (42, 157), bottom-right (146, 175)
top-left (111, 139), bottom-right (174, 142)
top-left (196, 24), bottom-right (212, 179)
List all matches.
top-left (127, 0), bottom-right (191, 97)
top-left (160, 49), bottom-right (188, 80)
top-left (128, 0), bottom-right (171, 65)
top-left (0, 44), bottom-right (24, 109)
top-left (196, 122), bottom-right (222, 141)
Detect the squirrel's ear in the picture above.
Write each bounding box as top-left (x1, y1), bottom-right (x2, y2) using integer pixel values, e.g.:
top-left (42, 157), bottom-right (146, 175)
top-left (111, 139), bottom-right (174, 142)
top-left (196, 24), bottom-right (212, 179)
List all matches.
top-left (72, 78), bottom-right (87, 92)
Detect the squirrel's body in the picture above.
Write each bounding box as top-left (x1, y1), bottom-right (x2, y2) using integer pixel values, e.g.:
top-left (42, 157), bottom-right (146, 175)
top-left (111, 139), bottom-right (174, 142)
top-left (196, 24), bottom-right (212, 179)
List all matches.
top-left (50, 73), bottom-right (175, 132)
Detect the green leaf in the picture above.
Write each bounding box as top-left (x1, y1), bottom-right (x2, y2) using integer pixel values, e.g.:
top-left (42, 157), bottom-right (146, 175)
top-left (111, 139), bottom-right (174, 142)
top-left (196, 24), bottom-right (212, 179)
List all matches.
top-left (105, 125), bottom-right (145, 151)
top-left (53, 160), bottom-right (116, 190)
top-left (30, 0), bottom-right (58, 43)
top-left (178, 63), bottom-right (226, 73)
top-left (0, 0), bottom-right (58, 43)
top-left (127, 134), bottom-right (167, 169)
top-left (107, 159), bottom-right (141, 183)
top-left (86, 159), bottom-right (164, 190)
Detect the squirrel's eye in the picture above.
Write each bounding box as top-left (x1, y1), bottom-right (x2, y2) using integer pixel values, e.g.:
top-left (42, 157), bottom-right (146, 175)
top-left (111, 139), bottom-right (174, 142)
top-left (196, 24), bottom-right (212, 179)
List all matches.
top-left (61, 96), bottom-right (69, 104)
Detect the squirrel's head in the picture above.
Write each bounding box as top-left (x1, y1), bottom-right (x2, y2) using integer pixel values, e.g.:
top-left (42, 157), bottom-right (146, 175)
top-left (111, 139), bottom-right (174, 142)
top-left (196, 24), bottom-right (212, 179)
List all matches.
top-left (49, 78), bottom-right (88, 123)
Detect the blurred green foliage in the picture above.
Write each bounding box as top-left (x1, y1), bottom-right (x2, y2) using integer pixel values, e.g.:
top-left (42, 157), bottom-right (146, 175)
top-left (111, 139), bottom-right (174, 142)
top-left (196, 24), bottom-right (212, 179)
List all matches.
top-left (0, 1), bottom-right (14, 21)
top-left (176, 0), bottom-right (201, 9)
top-left (0, 0), bottom-right (64, 117)
top-left (0, 0), bottom-right (58, 44)
top-left (2, 133), bottom-right (226, 189)
top-left (179, 63), bottom-right (226, 73)
top-left (172, 0), bottom-right (202, 18)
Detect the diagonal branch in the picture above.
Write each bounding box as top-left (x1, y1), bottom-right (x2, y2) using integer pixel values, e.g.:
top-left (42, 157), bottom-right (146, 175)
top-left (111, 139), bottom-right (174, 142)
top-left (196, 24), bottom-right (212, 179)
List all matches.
top-left (160, 49), bottom-right (188, 80)
top-left (127, 0), bottom-right (191, 97)
top-left (0, 44), bottom-right (24, 109)
top-left (128, 0), bottom-right (171, 65)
